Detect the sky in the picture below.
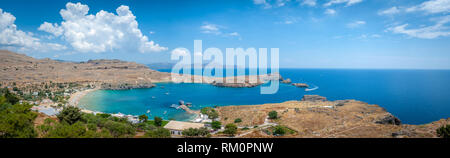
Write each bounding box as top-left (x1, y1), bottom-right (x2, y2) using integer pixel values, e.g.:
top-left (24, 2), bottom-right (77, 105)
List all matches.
top-left (1, 0), bottom-right (450, 69)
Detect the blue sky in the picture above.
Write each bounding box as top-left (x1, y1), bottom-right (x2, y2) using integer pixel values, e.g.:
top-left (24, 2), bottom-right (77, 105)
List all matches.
top-left (1, 0), bottom-right (450, 69)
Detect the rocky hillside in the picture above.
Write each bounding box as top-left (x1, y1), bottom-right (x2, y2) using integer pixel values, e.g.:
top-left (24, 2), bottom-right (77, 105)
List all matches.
top-left (216, 95), bottom-right (449, 138)
top-left (0, 50), bottom-right (171, 89)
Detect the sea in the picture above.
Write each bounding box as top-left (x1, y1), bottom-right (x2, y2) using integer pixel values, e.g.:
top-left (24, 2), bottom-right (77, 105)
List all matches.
top-left (78, 68), bottom-right (450, 124)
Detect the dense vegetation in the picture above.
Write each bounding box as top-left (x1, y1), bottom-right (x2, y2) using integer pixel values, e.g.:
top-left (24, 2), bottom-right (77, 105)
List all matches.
top-left (0, 89), bottom-right (171, 138)
top-left (0, 88), bottom-right (37, 138)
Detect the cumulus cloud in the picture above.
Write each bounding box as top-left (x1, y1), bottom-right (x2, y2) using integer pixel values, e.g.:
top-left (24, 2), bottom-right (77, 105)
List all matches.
top-left (378, 7), bottom-right (400, 16)
top-left (387, 15), bottom-right (450, 39)
top-left (347, 20), bottom-right (366, 28)
top-left (325, 9), bottom-right (337, 15)
top-left (0, 8), bottom-right (66, 53)
top-left (38, 2), bottom-right (167, 53)
top-left (406, 0), bottom-right (450, 14)
top-left (324, 0), bottom-right (363, 7)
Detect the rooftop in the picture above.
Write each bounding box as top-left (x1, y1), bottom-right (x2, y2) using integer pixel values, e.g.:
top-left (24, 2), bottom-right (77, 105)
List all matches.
top-left (163, 120), bottom-right (204, 131)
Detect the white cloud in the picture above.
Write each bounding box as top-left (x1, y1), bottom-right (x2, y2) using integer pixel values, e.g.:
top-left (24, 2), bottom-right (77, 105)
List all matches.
top-left (347, 20), bottom-right (366, 28)
top-left (276, 0), bottom-right (291, 7)
top-left (324, 0), bottom-right (363, 7)
top-left (325, 9), bottom-right (337, 15)
top-left (300, 0), bottom-right (316, 6)
top-left (406, 0), bottom-right (450, 14)
top-left (378, 7), bottom-right (400, 16)
top-left (228, 32), bottom-right (240, 36)
top-left (253, 0), bottom-right (272, 9)
top-left (171, 48), bottom-right (188, 56)
top-left (0, 8), bottom-right (66, 53)
top-left (387, 15), bottom-right (450, 39)
top-left (38, 22), bottom-right (64, 36)
top-left (200, 23), bottom-right (221, 35)
top-left (253, 0), bottom-right (296, 8)
top-left (38, 2), bottom-right (167, 53)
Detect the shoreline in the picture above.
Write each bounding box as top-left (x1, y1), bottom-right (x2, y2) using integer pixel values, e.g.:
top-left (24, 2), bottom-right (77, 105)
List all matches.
top-left (68, 88), bottom-right (99, 107)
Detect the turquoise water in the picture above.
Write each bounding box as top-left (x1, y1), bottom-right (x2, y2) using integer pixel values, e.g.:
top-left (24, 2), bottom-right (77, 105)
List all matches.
top-left (78, 69), bottom-right (450, 124)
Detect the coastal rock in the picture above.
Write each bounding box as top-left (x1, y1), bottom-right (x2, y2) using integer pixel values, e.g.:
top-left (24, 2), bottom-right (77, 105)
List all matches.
top-left (281, 78), bottom-right (292, 84)
top-left (375, 114), bottom-right (401, 125)
top-left (292, 83), bottom-right (309, 88)
top-left (334, 100), bottom-right (351, 106)
top-left (301, 95), bottom-right (327, 102)
top-left (211, 81), bottom-right (262, 88)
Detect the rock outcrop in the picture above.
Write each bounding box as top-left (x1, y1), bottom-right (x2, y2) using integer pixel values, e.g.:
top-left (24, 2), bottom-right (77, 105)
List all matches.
top-left (292, 83), bottom-right (309, 88)
top-left (301, 95), bottom-right (327, 102)
top-left (281, 78), bottom-right (292, 84)
top-left (375, 114), bottom-right (401, 125)
top-left (211, 81), bottom-right (262, 88)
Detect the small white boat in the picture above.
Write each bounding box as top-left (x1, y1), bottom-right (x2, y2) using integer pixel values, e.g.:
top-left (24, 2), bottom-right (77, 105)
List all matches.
top-left (146, 110), bottom-right (151, 113)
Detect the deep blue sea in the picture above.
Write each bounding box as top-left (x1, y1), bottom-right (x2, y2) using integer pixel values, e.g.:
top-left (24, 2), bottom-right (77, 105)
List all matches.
top-left (78, 69), bottom-right (450, 124)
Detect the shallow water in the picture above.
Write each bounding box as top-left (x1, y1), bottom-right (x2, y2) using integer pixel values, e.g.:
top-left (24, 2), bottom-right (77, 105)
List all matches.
top-left (79, 69), bottom-right (450, 124)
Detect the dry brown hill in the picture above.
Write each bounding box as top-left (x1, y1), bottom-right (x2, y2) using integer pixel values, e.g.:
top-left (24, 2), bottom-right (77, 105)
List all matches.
top-left (0, 50), bottom-right (171, 89)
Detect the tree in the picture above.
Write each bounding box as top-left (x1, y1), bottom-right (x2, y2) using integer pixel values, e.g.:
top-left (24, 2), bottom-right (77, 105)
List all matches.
top-left (57, 106), bottom-right (82, 125)
top-left (224, 123), bottom-right (237, 136)
top-left (139, 114), bottom-right (148, 122)
top-left (0, 101), bottom-right (37, 138)
top-left (200, 107), bottom-right (219, 120)
top-left (154, 116), bottom-right (163, 127)
top-left (182, 127), bottom-right (210, 137)
top-left (234, 118), bottom-right (242, 123)
top-left (103, 120), bottom-right (136, 138)
top-left (211, 121), bottom-right (222, 130)
top-left (273, 125), bottom-right (286, 136)
top-left (268, 111), bottom-right (278, 119)
top-left (4, 89), bottom-right (19, 105)
top-left (437, 124), bottom-right (450, 138)
top-left (145, 127), bottom-right (171, 138)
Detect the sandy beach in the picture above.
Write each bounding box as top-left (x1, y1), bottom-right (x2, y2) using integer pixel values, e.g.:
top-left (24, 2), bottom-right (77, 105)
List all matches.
top-left (68, 88), bottom-right (98, 107)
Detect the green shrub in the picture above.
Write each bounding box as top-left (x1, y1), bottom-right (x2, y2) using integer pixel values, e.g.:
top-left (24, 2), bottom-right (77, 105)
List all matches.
top-left (224, 123), bottom-right (237, 136)
top-left (437, 124), bottom-right (450, 138)
top-left (211, 121), bottom-right (222, 130)
top-left (139, 114), bottom-right (148, 122)
top-left (154, 116), bottom-right (163, 127)
top-left (273, 125), bottom-right (286, 136)
top-left (145, 127), bottom-right (171, 138)
top-left (57, 106), bottom-right (82, 125)
top-left (234, 118), bottom-right (242, 123)
top-left (103, 120), bottom-right (136, 138)
top-left (182, 127), bottom-right (210, 137)
top-left (200, 107), bottom-right (219, 120)
top-left (268, 111), bottom-right (278, 119)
